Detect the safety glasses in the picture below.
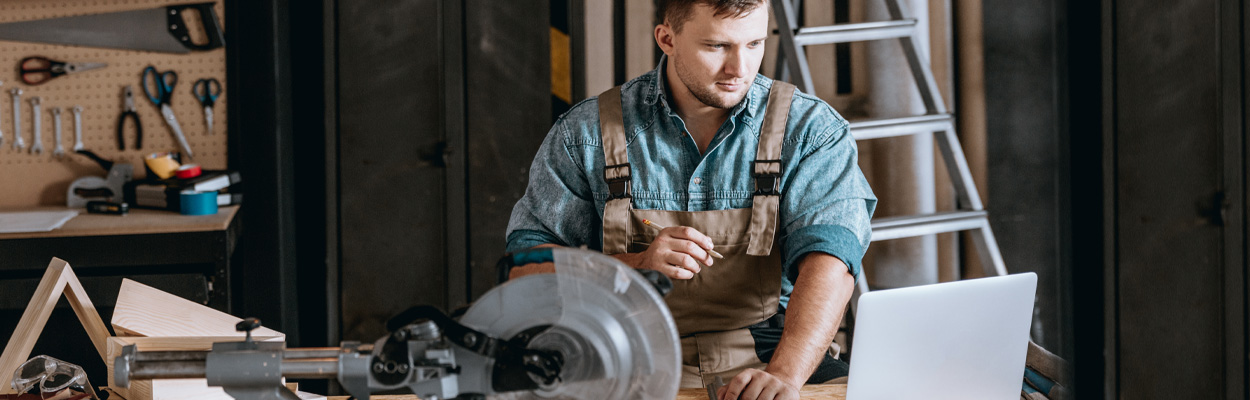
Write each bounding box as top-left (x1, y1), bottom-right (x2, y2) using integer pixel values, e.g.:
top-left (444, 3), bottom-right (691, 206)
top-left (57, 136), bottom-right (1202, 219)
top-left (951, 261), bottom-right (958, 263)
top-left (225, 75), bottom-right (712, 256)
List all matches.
top-left (10, 355), bottom-right (99, 400)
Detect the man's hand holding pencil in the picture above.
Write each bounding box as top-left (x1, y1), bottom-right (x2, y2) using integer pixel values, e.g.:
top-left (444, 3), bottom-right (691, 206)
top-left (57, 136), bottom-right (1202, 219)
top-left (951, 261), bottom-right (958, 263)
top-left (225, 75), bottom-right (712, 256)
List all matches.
top-left (609, 219), bottom-right (722, 280)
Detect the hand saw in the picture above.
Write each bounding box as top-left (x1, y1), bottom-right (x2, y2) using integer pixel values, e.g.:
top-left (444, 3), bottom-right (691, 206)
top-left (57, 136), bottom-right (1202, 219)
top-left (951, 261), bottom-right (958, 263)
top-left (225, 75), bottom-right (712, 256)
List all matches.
top-left (0, 2), bottom-right (224, 54)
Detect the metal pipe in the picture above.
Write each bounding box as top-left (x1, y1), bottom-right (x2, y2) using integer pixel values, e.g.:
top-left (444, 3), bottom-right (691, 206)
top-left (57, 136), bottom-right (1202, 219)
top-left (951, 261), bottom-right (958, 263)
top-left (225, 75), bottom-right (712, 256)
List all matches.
top-left (283, 348), bottom-right (343, 359)
top-left (280, 359), bottom-right (340, 379)
top-left (130, 350), bottom-right (209, 362)
top-left (128, 361), bottom-right (208, 379)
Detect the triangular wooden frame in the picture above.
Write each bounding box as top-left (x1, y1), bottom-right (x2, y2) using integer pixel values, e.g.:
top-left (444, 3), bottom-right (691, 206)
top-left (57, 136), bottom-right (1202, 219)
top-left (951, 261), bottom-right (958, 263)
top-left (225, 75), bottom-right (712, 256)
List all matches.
top-left (0, 258), bottom-right (111, 394)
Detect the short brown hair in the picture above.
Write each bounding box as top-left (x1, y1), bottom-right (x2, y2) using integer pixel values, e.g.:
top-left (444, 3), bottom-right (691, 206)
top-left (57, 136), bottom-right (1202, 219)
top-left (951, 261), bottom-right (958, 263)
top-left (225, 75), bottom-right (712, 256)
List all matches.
top-left (659, 0), bottom-right (768, 33)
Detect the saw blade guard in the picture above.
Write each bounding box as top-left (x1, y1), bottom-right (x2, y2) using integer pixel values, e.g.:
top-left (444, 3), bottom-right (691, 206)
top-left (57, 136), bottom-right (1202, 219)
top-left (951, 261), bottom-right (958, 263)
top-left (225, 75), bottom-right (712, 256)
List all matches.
top-left (462, 247), bottom-right (680, 399)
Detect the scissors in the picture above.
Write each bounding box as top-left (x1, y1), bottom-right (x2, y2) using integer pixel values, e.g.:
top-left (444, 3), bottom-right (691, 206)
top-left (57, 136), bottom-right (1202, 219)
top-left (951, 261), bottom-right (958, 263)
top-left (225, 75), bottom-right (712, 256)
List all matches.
top-left (141, 66), bottom-right (194, 159)
top-left (20, 56), bottom-right (107, 86)
top-left (192, 78), bottom-right (221, 135)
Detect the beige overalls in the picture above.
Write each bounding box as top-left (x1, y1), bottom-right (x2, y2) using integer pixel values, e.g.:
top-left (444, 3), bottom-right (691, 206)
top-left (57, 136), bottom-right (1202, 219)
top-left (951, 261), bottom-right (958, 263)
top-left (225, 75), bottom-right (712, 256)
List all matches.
top-left (597, 81), bottom-right (797, 389)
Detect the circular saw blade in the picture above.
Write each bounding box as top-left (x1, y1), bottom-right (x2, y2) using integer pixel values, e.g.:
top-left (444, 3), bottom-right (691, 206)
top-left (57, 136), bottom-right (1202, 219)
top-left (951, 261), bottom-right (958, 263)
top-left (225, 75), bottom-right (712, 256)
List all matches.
top-left (459, 248), bottom-right (680, 400)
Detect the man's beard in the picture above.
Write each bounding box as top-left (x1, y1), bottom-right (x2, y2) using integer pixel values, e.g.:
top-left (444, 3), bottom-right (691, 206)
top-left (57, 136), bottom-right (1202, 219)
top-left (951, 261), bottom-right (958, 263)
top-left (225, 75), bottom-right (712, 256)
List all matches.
top-left (674, 56), bottom-right (748, 109)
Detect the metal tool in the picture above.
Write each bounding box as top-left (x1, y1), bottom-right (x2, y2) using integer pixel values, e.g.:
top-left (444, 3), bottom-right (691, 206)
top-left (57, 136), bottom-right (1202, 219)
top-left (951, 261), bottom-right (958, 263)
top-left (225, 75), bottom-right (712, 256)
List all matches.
top-left (52, 107), bottom-right (64, 158)
top-left (142, 66), bottom-right (193, 158)
top-left (114, 248), bottom-right (683, 400)
top-left (67, 150), bottom-right (132, 208)
top-left (10, 88), bottom-right (23, 151)
top-left (118, 86), bottom-right (142, 150)
top-left (193, 78), bottom-right (220, 135)
top-left (72, 106), bottom-right (84, 152)
top-left (29, 97), bottom-right (42, 155)
top-left (19, 56), bottom-right (108, 86)
top-left (0, 3), bottom-right (225, 54)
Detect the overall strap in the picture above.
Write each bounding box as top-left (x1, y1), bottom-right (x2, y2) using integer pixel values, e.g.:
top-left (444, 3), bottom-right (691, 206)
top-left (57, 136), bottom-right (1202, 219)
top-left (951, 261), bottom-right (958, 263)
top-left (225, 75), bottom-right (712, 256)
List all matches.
top-left (746, 81), bottom-right (795, 256)
top-left (599, 86), bottom-right (632, 255)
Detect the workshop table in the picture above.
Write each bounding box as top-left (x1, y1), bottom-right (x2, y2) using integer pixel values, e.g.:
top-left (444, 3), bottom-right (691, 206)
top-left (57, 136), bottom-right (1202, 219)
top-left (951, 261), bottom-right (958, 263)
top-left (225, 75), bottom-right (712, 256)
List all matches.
top-left (0, 205), bottom-right (242, 311)
top-left (325, 384), bottom-right (848, 400)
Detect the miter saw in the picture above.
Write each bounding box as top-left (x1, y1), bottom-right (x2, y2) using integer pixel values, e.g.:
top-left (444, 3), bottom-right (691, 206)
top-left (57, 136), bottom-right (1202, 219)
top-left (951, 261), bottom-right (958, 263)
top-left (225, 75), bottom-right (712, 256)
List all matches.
top-left (112, 248), bottom-right (682, 400)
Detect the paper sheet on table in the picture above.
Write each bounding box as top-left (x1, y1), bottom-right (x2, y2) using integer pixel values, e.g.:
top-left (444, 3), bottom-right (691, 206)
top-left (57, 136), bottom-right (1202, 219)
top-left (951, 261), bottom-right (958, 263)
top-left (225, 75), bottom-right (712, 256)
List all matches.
top-left (0, 210), bottom-right (80, 233)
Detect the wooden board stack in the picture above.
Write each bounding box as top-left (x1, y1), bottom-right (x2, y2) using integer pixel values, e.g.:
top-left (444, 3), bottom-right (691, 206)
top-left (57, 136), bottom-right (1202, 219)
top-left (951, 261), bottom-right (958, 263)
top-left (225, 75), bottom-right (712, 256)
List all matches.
top-left (105, 278), bottom-right (288, 400)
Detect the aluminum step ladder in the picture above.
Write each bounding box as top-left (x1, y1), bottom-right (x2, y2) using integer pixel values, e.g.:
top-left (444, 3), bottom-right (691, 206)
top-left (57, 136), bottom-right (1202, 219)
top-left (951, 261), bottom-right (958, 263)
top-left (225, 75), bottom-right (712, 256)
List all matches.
top-left (770, 0), bottom-right (1008, 308)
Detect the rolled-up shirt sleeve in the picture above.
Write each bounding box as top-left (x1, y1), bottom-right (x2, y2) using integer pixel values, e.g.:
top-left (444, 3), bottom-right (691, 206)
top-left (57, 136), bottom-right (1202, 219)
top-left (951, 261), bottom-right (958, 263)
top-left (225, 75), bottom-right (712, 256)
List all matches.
top-left (506, 115), bottom-right (599, 253)
top-left (780, 121), bottom-right (877, 282)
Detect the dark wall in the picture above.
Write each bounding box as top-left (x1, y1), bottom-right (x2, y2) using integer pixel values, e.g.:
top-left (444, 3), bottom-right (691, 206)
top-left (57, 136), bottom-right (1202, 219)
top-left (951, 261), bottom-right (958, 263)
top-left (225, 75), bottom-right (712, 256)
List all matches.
top-left (328, 0), bottom-right (551, 342)
top-left (1104, 0), bottom-right (1247, 398)
top-left (335, 0), bottom-right (452, 342)
top-left (226, 0), bottom-right (301, 343)
top-left (981, 0), bottom-right (1069, 358)
top-left (986, 0), bottom-right (1250, 398)
top-left (464, 0), bottom-right (552, 300)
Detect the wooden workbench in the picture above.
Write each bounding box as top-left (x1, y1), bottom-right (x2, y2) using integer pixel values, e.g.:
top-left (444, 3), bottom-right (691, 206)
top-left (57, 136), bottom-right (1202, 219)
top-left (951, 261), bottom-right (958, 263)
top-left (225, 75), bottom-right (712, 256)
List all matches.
top-left (0, 206), bottom-right (239, 240)
top-left (0, 206), bottom-right (242, 311)
top-left (325, 385), bottom-right (847, 400)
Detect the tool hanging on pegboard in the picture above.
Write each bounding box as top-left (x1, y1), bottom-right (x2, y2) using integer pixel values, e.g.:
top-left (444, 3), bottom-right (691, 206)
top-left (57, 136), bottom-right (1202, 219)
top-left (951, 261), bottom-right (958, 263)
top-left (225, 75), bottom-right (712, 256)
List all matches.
top-left (0, 0), bottom-right (230, 208)
top-left (19, 56), bottom-right (108, 86)
top-left (0, 3), bottom-right (225, 54)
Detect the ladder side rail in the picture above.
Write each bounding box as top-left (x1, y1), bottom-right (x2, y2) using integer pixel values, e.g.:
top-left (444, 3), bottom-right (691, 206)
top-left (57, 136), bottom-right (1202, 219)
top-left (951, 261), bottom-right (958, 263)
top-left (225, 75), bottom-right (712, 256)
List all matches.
top-left (772, 0), bottom-right (799, 83)
top-left (934, 128), bottom-right (985, 210)
top-left (772, 0), bottom-right (816, 92)
top-left (882, 0), bottom-right (946, 114)
top-left (968, 220), bottom-right (1009, 276)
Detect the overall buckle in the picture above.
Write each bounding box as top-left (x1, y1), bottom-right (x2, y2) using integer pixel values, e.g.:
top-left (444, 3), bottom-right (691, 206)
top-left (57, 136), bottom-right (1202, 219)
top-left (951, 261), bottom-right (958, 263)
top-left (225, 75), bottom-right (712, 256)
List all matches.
top-left (605, 163), bottom-right (632, 200)
top-left (752, 160), bottom-right (781, 196)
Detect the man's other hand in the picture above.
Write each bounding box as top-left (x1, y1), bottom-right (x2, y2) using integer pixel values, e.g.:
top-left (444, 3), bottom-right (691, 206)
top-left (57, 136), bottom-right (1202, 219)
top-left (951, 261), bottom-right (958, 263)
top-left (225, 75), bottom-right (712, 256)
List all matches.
top-left (717, 369), bottom-right (800, 400)
top-left (630, 226), bottom-right (715, 280)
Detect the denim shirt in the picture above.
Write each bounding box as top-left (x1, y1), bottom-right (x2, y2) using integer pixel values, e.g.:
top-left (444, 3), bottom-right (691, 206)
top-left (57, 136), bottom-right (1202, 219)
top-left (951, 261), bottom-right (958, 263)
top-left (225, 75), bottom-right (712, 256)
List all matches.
top-left (506, 57), bottom-right (877, 307)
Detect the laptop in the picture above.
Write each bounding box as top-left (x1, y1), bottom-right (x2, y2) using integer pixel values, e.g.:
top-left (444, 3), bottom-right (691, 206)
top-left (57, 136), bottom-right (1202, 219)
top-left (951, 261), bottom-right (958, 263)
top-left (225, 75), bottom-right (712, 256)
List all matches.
top-left (845, 272), bottom-right (1037, 400)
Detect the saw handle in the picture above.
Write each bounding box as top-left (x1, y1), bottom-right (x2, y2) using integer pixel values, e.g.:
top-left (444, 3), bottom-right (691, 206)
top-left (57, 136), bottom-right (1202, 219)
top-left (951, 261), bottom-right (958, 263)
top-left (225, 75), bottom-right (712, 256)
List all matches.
top-left (167, 3), bottom-right (225, 51)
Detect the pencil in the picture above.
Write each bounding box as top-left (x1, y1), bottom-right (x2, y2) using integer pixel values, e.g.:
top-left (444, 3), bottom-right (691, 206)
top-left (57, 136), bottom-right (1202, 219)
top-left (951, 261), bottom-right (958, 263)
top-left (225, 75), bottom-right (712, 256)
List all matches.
top-left (641, 219), bottom-right (725, 259)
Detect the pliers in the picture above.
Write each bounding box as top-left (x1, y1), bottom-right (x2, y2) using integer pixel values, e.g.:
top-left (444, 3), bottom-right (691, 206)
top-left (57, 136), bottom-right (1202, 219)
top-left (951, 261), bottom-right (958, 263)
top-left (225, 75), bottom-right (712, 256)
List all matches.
top-left (117, 85), bottom-right (142, 150)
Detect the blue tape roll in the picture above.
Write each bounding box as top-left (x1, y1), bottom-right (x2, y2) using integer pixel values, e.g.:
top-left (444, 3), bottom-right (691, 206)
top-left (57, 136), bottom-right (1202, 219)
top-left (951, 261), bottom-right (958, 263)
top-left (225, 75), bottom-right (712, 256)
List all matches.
top-left (180, 191), bottom-right (218, 215)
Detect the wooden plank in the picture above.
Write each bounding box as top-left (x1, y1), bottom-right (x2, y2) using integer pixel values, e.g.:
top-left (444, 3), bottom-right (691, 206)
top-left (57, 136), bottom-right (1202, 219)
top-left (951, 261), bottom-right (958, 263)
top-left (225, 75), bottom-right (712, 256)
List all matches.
top-left (624, 0), bottom-right (656, 78)
top-left (61, 262), bottom-right (112, 359)
top-left (105, 336), bottom-right (281, 400)
top-left (112, 278), bottom-right (283, 338)
top-left (584, 0), bottom-right (614, 94)
top-left (324, 384), bottom-right (848, 400)
top-left (0, 258), bottom-right (112, 395)
top-left (0, 206), bottom-right (239, 240)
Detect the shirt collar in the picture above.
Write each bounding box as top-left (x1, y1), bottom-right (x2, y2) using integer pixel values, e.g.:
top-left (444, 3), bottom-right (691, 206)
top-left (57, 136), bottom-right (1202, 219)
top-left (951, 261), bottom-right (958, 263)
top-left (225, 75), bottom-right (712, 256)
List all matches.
top-left (645, 54), bottom-right (760, 120)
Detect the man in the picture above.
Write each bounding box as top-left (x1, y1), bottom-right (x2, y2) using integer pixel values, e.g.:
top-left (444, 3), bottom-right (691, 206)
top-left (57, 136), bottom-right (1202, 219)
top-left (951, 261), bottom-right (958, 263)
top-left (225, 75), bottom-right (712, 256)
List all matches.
top-left (505, 1), bottom-right (876, 399)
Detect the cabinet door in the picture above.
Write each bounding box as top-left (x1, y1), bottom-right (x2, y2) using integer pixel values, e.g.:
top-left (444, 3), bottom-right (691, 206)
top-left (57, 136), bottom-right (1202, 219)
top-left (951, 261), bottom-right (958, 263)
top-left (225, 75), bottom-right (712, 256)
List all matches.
top-left (337, 0), bottom-right (449, 341)
top-left (1113, 0), bottom-right (1231, 397)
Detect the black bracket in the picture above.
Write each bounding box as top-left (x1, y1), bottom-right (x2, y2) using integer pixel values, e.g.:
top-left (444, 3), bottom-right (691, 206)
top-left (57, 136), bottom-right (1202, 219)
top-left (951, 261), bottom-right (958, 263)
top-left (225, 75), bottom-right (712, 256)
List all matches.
top-left (604, 163), bottom-right (632, 200)
top-left (386, 306), bottom-right (564, 392)
top-left (752, 160), bottom-right (782, 196)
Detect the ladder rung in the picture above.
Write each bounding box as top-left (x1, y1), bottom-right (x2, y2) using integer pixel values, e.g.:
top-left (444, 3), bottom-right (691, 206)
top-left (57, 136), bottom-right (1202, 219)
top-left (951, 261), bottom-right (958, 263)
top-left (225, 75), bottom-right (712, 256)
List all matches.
top-left (792, 20), bottom-right (918, 46)
top-left (871, 210), bottom-right (987, 241)
top-left (849, 114), bottom-right (954, 140)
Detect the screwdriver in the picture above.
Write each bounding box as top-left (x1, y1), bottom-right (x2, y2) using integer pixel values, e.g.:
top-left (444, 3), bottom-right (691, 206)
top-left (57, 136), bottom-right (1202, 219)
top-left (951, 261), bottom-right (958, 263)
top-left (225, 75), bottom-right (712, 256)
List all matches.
top-left (641, 219), bottom-right (725, 259)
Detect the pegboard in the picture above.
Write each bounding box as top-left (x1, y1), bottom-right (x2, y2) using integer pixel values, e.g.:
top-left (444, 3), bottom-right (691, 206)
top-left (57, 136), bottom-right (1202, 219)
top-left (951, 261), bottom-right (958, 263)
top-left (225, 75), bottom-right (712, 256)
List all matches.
top-left (0, 0), bottom-right (227, 207)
